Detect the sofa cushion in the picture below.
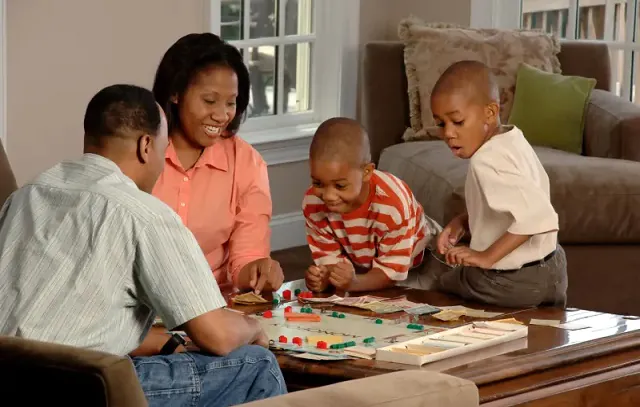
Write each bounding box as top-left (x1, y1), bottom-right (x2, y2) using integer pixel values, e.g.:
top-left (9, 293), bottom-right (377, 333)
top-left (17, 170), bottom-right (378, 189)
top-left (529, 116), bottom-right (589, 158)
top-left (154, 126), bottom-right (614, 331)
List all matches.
top-left (379, 141), bottom-right (640, 244)
top-left (508, 63), bottom-right (596, 155)
top-left (398, 17), bottom-right (561, 142)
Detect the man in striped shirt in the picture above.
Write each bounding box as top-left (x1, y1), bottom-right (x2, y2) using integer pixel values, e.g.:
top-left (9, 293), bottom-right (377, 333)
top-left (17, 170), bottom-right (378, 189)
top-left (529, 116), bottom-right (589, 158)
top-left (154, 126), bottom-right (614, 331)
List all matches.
top-left (0, 85), bottom-right (285, 406)
top-left (303, 118), bottom-right (442, 292)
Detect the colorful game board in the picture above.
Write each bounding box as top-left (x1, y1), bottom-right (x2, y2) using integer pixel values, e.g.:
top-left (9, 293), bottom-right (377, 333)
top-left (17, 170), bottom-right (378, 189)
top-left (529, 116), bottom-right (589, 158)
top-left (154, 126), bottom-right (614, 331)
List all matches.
top-left (252, 305), bottom-right (445, 359)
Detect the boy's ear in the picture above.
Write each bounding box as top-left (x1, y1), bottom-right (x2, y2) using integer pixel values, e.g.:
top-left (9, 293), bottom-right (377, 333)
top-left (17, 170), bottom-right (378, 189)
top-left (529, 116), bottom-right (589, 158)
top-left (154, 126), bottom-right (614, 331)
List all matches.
top-left (485, 101), bottom-right (500, 125)
top-left (363, 162), bottom-right (375, 181)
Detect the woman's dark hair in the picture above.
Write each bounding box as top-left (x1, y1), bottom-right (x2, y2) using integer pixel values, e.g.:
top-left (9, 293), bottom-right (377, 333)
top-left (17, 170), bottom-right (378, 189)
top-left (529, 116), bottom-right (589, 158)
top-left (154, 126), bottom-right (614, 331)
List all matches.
top-left (152, 33), bottom-right (250, 138)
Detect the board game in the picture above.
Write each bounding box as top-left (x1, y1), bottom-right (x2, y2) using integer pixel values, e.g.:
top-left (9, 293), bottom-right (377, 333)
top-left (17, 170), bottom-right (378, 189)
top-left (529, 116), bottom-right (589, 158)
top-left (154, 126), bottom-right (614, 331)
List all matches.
top-left (252, 305), bottom-right (446, 359)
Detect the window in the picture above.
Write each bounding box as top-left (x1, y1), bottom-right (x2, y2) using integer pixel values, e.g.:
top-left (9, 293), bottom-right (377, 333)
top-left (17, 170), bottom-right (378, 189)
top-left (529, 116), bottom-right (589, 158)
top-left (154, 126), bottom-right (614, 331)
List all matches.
top-left (521, 0), bottom-right (640, 103)
top-left (206, 0), bottom-right (359, 149)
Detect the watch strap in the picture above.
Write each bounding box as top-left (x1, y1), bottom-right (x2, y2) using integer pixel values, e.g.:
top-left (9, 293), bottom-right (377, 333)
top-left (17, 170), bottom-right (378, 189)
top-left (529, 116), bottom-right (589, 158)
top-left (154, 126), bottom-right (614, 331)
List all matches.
top-left (160, 333), bottom-right (187, 355)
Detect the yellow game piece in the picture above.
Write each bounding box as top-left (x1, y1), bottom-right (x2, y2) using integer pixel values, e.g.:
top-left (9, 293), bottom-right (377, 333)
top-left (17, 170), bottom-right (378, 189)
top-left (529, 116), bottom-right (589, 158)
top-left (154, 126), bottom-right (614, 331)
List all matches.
top-left (306, 335), bottom-right (344, 346)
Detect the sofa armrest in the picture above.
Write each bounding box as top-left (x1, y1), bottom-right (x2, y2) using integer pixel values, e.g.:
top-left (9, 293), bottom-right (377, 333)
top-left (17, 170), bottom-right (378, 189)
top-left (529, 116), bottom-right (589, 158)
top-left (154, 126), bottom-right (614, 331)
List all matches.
top-left (241, 370), bottom-right (479, 407)
top-left (0, 335), bottom-right (148, 406)
top-left (0, 138), bottom-right (17, 207)
top-left (584, 89), bottom-right (640, 162)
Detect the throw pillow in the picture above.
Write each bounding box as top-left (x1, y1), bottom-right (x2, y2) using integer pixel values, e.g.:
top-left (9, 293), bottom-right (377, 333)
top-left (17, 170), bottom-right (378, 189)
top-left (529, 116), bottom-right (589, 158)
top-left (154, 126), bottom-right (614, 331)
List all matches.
top-left (508, 63), bottom-right (596, 154)
top-left (398, 16), bottom-right (561, 141)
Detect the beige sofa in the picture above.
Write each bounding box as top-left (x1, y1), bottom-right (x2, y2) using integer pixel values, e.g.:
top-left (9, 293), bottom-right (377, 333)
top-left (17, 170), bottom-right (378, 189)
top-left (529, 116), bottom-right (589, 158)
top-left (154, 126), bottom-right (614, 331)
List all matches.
top-left (362, 40), bottom-right (640, 316)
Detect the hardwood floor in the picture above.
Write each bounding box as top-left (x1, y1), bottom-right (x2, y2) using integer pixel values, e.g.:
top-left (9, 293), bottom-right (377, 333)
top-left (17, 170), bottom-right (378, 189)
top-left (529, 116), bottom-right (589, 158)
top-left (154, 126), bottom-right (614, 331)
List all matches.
top-left (271, 245), bottom-right (313, 282)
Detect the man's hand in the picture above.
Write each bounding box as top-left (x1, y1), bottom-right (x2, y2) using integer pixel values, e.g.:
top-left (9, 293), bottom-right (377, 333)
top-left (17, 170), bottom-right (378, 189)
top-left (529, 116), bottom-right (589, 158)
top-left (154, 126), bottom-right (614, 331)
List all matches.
top-left (305, 265), bottom-right (330, 292)
top-left (252, 328), bottom-right (270, 349)
top-left (242, 257), bottom-right (284, 295)
top-left (328, 260), bottom-right (356, 291)
top-left (444, 245), bottom-right (493, 269)
top-left (437, 213), bottom-right (468, 255)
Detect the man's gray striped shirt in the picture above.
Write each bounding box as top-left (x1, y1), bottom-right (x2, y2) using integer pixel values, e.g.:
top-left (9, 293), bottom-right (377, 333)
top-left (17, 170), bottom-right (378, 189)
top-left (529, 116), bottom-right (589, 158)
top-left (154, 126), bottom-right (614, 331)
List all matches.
top-left (0, 154), bottom-right (226, 355)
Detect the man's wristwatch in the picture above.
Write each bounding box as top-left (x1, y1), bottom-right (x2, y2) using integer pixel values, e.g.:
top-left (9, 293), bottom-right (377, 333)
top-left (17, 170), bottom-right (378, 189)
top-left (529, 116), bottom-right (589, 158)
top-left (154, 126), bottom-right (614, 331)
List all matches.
top-left (160, 333), bottom-right (187, 355)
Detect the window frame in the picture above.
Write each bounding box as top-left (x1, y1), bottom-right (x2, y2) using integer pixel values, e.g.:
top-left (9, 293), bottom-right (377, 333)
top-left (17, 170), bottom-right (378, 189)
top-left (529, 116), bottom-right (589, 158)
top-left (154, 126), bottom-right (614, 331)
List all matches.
top-left (479, 0), bottom-right (640, 102)
top-left (205, 0), bottom-right (360, 162)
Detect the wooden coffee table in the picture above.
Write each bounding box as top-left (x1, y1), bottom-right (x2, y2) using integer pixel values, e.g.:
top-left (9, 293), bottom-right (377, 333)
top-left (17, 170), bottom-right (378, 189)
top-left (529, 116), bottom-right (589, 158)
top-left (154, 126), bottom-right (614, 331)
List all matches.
top-left (229, 281), bottom-right (640, 406)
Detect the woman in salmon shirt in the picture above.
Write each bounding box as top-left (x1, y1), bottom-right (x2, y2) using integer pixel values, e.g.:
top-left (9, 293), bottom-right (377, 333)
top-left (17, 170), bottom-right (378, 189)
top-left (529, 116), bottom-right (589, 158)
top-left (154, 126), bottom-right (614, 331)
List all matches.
top-left (152, 33), bottom-right (284, 293)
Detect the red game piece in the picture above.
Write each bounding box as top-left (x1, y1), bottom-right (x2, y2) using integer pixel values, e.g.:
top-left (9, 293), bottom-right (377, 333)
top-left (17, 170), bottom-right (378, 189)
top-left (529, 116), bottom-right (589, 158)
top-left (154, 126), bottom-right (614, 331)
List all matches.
top-left (263, 310), bottom-right (273, 318)
top-left (299, 291), bottom-right (313, 299)
top-left (292, 337), bottom-right (303, 346)
top-left (282, 289), bottom-right (291, 300)
top-left (284, 306), bottom-right (293, 313)
top-left (278, 335), bottom-right (287, 343)
top-left (317, 341), bottom-right (327, 349)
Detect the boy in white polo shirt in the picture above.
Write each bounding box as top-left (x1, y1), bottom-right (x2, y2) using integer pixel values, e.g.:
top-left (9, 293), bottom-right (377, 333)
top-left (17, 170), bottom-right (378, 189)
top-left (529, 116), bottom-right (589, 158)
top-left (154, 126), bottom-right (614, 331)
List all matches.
top-left (429, 60), bottom-right (568, 308)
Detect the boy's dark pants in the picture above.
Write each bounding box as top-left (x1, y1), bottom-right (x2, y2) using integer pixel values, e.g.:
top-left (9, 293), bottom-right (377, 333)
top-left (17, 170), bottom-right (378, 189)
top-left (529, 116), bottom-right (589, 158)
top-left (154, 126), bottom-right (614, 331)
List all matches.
top-left (436, 245), bottom-right (568, 308)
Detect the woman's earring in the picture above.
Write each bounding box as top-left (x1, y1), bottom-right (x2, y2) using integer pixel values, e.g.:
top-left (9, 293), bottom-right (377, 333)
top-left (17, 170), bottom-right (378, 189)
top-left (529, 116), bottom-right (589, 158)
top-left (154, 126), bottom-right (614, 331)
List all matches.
top-left (483, 123), bottom-right (489, 133)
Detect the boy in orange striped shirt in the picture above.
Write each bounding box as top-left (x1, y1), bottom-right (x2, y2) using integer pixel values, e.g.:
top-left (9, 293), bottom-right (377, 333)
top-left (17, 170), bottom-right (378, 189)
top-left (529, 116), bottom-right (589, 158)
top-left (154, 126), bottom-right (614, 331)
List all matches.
top-left (303, 118), bottom-right (442, 292)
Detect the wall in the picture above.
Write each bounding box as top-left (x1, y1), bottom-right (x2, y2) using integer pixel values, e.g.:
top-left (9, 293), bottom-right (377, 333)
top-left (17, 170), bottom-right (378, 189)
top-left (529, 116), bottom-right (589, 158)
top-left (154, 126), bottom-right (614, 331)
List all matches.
top-left (359, 0), bottom-right (471, 43)
top-left (7, 0), bottom-right (203, 184)
top-left (6, 0), bottom-right (471, 249)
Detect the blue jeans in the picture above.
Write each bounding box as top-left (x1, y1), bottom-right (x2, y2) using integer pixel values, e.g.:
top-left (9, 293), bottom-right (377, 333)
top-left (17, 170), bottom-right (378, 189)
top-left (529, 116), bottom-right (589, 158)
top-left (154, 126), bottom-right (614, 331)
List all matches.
top-left (132, 345), bottom-right (287, 407)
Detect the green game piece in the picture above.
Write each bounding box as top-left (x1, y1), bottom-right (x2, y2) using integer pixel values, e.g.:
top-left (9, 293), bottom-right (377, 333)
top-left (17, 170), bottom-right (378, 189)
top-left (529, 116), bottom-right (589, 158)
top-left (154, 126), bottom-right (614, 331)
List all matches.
top-left (363, 337), bottom-right (375, 344)
top-left (272, 298), bottom-right (279, 305)
top-left (294, 289), bottom-right (301, 296)
top-left (407, 323), bottom-right (424, 330)
top-left (301, 307), bottom-right (308, 313)
top-left (345, 341), bottom-right (356, 347)
top-left (330, 344), bottom-right (340, 349)
top-left (375, 319), bottom-right (383, 324)
top-left (332, 311), bottom-right (339, 318)
top-left (338, 313), bottom-right (346, 318)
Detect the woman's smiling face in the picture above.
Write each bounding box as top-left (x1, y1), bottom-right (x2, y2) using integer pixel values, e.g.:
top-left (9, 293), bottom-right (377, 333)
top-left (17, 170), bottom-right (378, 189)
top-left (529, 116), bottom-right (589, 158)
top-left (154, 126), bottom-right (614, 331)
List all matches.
top-left (177, 64), bottom-right (239, 148)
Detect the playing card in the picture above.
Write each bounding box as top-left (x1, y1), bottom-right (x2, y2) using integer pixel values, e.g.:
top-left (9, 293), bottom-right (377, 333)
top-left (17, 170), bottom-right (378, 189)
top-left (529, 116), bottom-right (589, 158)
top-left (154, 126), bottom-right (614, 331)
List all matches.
top-left (405, 304), bottom-right (441, 316)
top-left (232, 292), bottom-right (268, 305)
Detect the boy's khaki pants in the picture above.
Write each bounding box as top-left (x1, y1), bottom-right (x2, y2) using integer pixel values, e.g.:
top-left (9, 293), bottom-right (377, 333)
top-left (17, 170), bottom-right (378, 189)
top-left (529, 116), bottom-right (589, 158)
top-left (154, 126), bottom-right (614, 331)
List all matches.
top-left (402, 245), bottom-right (568, 308)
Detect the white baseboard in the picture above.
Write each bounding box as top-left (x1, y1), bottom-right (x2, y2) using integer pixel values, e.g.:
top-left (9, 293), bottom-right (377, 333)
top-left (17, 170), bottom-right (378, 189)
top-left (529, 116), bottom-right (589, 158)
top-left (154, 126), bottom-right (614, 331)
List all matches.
top-left (270, 211), bottom-right (307, 251)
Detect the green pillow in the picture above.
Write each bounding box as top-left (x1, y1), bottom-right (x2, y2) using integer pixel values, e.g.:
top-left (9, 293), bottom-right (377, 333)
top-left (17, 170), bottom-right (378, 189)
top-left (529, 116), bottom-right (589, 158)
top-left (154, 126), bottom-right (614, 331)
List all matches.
top-left (507, 62), bottom-right (596, 154)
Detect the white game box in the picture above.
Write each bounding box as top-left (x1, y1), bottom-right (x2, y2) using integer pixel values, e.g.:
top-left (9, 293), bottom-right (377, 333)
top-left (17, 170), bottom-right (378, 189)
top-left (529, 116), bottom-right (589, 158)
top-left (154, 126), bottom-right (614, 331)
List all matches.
top-left (376, 321), bottom-right (528, 366)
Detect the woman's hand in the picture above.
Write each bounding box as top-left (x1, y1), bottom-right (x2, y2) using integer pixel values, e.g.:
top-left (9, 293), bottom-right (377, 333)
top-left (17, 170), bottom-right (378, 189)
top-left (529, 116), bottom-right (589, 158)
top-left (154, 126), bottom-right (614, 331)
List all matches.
top-left (241, 258), bottom-right (284, 294)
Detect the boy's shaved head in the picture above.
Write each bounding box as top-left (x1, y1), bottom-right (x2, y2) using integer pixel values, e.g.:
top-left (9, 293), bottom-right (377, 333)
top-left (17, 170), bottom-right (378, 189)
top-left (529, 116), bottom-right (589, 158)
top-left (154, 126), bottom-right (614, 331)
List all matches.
top-left (310, 117), bottom-right (372, 166)
top-left (431, 60), bottom-right (500, 105)
top-left (430, 60), bottom-right (503, 160)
